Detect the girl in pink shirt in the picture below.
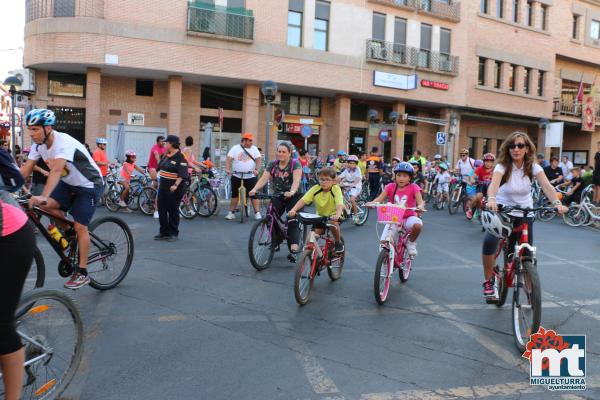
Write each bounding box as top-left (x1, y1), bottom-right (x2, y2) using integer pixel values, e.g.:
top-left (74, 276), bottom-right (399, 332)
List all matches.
top-left (119, 150), bottom-right (145, 207)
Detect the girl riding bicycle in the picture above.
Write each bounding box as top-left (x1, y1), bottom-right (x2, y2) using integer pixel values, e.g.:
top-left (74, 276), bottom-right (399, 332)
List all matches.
top-left (368, 162), bottom-right (425, 257)
top-left (119, 150), bottom-right (145, 208)
top-left (482, 131), bottom-right (567, 298)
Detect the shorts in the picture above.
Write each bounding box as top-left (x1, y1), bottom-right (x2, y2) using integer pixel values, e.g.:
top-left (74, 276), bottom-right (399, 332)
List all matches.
top-left (50, 181), bottom-right (102, 226)
top-left (345, 187), bottom-right (361, 198)
top-left (437, 183), bottom-right (449, 193)
top-left (230, 175), bottom-right (257, 198)
top-left (466, 186), bottom-right (477, 197)
top-left (380, 216), bottom-right (423, 242)
top-left (476, 183), bottom-right (489, 196)
top-left (593, 173), bottom-right (600, 186)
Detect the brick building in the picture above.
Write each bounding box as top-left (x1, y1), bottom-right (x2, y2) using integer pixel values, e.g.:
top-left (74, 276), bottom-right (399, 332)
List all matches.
top-left (22, 0), bottom-right (600, 166)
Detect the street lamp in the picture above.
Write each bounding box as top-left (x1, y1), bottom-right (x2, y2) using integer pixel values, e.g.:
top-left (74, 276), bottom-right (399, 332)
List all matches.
top-left (261, 80), bottom-right (278, 165)
top-left (3, 75), bottom-right (22, 157)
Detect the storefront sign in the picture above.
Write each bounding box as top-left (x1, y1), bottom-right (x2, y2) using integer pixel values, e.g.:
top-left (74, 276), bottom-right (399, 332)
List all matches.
top-left (286, 123), bottom-right (320, 135)
top-left (373, 71), bottom-right (418, 90)
top-left (421, 80), bottom-right (449, 90)
top-left (127, 113), bottom-right (144, 126)
top-left (299, 118), bottom-right (314, 124)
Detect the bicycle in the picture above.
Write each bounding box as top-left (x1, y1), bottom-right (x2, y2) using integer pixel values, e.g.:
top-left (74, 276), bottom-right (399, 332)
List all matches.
top-left (535, 186), bottom-right (567, 222)
top-left (105, 174), bottom-right (156, 216)
top-left (231, 171), bottom-right (258, 224)
top-left (294, 213), bottom-right (345, 305)
top-left (563, 197), bottom-right (600, 227)
top-left (370, 203), bottom-right (422, 305)
top-left (448, 176), bottom-right (468, 215)
top-left (190, 172), bottom-right (218, 217)
top-left (0, 289), bottom-right (83, 399)
top-left (18, 195), bottom-right (135, 290)
top-left (248, 193), bottom-right (306, 270)
top-left (487, 205), bottom-right (552, 352)
top-left (341, 187), bottom-right (369, 226)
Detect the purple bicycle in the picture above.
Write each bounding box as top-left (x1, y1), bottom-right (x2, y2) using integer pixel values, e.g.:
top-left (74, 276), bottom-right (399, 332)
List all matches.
top-left (248, 193), bottom-right (305, 270)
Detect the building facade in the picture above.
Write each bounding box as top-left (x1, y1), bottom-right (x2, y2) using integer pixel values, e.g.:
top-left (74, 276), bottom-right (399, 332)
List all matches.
top-left (23, 0), bottom-right (600, 166)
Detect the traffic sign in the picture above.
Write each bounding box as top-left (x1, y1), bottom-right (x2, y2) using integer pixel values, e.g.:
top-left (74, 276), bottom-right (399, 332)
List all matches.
top-left (436, 131), bottom-right (446, 145)
top-left (300, 125), bottom-right (313, 138)
top-left (378, 129), bottom-right (391, 142)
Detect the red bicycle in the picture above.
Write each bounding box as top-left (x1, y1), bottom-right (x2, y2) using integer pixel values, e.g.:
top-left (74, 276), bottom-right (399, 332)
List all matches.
top-left (294, 213), bottom-right (345, 305)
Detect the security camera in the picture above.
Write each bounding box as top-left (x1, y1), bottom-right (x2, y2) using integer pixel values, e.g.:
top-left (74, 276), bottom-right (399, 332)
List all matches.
top-left (389, 111), bottom-right (400, 124)
top-left (367, 109), bottom-right (379, 123)
top-left (538, 118), bottom-right (549, 129)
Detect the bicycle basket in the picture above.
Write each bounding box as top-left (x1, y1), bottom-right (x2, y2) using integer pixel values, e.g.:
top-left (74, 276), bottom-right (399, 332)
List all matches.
top-left (376, 204), bottom-right (406, 225)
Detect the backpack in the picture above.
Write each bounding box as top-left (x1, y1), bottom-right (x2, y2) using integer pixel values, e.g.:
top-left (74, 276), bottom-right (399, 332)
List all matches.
top-left (0, 150), bottom-right (24, 193)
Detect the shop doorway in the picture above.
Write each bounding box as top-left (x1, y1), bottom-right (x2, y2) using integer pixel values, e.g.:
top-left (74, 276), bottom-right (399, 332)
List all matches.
top-left (403, 133), bottom-right (414, 161)
top-left (349, 128), bottom-right (366, 155)
top-left (48, 106), bottom-right (85, 143)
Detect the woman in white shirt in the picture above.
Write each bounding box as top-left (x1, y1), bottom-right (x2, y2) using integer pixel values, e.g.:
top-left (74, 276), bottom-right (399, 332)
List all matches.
top-left (481, 132), bottom-right (566, 298)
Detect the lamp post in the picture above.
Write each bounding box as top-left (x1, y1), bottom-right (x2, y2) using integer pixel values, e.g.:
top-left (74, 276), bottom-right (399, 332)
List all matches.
top-left (3, 75), bottom-right (22, 157)
top-left (260, 80), bottom-right (278, 166)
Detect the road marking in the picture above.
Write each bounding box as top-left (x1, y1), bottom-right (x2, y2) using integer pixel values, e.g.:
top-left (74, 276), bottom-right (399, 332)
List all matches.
top-left (157, 314), bottom-right (270, 323)
top-left (538, 250), bottom-right (600, 275)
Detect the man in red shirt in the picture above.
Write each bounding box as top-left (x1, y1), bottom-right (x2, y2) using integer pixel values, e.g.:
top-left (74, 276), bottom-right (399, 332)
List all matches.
top-left (471, 153), bottom-right (495, 213)
top-left (92, 137), bottom-right (109, 179)
top-left (147, 136), bottom-right (166, 186)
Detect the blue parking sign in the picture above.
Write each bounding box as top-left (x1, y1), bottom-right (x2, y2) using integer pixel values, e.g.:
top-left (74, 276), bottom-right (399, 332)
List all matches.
top-left (436, 132), bottom-right (446, 145)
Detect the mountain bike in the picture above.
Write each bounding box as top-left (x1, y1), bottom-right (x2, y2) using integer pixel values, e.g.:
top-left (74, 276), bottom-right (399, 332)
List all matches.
top-left (487, 205), bottom-right (553, 352)
top-left (0, 289), bottom-right (83, 399)
top-left (105, 175), bottom-right (156, 216)
top-left (190, 173), bottom-right (218, 217)
top-left (370, 203), bottom-right (422, 305)
top-left (294, 213), bottom-right (345, 305)
top-left (248, 193), bottom-right (305, 270)
top-left (18, 195), bottom-right (135, 290)
top-left (448, 176), bottom-right (468, 215)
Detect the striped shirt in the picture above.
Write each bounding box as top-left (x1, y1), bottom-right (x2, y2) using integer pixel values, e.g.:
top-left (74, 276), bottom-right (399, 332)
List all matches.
top-left (158, 150), bottom-right (189, 190)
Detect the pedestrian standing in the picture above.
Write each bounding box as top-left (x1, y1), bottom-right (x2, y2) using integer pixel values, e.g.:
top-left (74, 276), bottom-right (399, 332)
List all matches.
top-left (154, 135), bottom-right (189, 242)
top-left (366, 146), bottom-right (383, 200)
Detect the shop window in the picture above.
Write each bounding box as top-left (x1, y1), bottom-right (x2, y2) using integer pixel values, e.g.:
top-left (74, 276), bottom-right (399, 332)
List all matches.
top-left (468, 137), bottom-right (476, 157)
top-left (48, 106), bottom-right (85, 143)
top-left (478, 57), bottom-right (486, 85)
top-left (482, 138), bottom-right (489, 155)
top-left (201, 85), bottom-right (243, 110)
top-left (48, 71), bottom-right (86, 98)
top-left (135, 80), bottom-right (153, 97)
top-left (282, 94), bottom-right (321, 117)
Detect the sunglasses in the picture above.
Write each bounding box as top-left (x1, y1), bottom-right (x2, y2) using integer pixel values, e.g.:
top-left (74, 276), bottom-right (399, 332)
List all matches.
top-left (508, 143), bottom-right (527, 150)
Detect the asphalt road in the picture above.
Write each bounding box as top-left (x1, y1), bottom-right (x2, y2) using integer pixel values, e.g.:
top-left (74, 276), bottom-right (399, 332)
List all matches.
top-left (30, 205), bottom-right (600, 399)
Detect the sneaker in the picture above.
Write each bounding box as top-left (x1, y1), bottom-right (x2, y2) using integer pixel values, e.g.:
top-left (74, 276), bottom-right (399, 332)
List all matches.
top-left (466, 209), bottom-right (473, 220)
top-left (406, 240), bottom-right (418, 257)
top-left (118, 200), bottom-right (128, 208)
top-left (225, 211), bottom-right (236, 220)
top-left (334, 241), bottom-right (344, 254)
top-left (165, 235), bottom-right (178, 242)
top-left (254, 212), bottom-right (262, 220)
top-left (64, 273), bottom-right (90, 290)
top-left (287, 253), bottom-right (298, 263)
top-left (153, 211), bottom-right (159, 219)
top-left (154, 234), bottom-right (168, 240)
top-left (482, 280), bottom-right (496, 298)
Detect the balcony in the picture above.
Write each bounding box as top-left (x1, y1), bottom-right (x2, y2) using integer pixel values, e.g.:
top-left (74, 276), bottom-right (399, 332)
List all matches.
top-left (26, 0), bottom-right (104, 22)
top-left (366, 39), bottom-right (459, 75)
top-left (553, 98), bottom-right (600, 121)
top-left (369, 0), bottom-right (461, 22)
top-left (187, 1), bottom-right (254, 42)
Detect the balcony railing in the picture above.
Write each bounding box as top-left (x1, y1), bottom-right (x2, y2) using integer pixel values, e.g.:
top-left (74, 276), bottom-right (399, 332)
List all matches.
top-left (187, 1), bottom-right (254, 41)
top-left (369, 0), bottom-right (461, 22)
top-left (553, 98), bottom-right (600, 120)
top-left (366, 40), bottom-right (459, 75)
top-left (26, 0), bottom-right (104, 22)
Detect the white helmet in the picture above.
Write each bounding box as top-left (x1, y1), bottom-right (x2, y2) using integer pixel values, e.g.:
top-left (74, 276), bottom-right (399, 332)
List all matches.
top-left (96, 137), bottom-right (108, 144)
top-left (346, 155), bottom-right (359, 162)
top-left (481, 210), bottom-right (512, 238)
top-left (434, 154), bottom-right (442, 160)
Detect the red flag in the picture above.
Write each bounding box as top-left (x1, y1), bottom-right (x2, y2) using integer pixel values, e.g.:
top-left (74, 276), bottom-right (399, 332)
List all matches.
top-left (576, 75), bottom-right (584, 102)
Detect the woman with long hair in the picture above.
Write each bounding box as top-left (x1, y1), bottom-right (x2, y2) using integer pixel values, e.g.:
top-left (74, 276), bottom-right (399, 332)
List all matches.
top-left (481, 131), bottom-right (566, 298)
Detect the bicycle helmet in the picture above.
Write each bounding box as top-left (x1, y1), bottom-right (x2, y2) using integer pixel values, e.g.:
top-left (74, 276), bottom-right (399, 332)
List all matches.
top-left (481, 210), bottom-right (512, 238)
top-left (25, 108), bottom-right (56, 126)
top-left (483, 153), bottom-right (496, 161)
top-left (337, 150), bottom-right (346, 156)
top-left (409, 160), bottom-right (421, 167)
top-left (125, 149), bottom-right (137, 157)
top-left (393, 161), bottom-right (414, 174)
top-left (434, 154), bottom-right (442, 160)
top-left (96, 137), bottom-right (108, 145)
top-left (346, 155), bottom-right (359, 163)
top-left (438, 162), bottom-right (449, 171)
top-left (474, 159), bottom-right (484, 168)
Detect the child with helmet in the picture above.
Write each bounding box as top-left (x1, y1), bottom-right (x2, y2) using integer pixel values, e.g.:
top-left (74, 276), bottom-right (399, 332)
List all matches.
top-left (368, 162), bottom-right (425, 257)
top-left (119, 150), bottom-right (145, 207)
top-left (337, 154), bottom-right (363, 221)
top-left (435, 162), bottom-right (451, 205)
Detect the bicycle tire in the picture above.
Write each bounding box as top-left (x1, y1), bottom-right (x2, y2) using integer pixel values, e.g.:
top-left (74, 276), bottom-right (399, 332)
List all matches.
top-left (512, 261), bottom-right (541, 352)
top-left (239, 186), bottom-right (247, 224)
top-left (194, 186), bottom-right (218, 217)
top-left (398, 245), bottom-right (412, 283)
top-left (327, 237), bottom-right (344, 281)
top-left (179, 190), bottom-right (197, 219)
top-left (248, 217), bottom-right (275, 271)
top-left (495, 245), bottom-right (509, 307)
top-left (536, 208), bottom-right (556, 222)
top-left (138, 187), bottom-right (157, 216)
top-left (353, 201), bottom-right (369, 226)
top-left (448, 189), bottom-right (461, 215)
top-left (127, 191), bottom-right (140, 211)
top-left (104, 187), bottom-right (121, 212)
top-left (15, 289), bottom-right (84, 400)
top-left (563, 205), bottom-right (583, 227)
top-left (294, 250), bottom-right (314, 305)
top-left (374, 249), bottom-right (391, 305)
top-left (87, 216), bottom-right (134, 290)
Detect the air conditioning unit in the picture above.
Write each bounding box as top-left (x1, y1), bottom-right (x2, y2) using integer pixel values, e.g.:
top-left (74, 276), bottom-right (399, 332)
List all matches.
top-left (9, 69), bottom-right (36, 93)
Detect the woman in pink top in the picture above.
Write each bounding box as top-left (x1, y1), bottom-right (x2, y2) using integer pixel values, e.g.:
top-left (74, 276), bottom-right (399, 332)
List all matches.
top-left (0, 197), bottom-right (36, 400)
top-left (181, 136), bottom-right (207, 175)
top-left (368, 162), bottom-right (425, 257)
top-left (147, 136), bottom-right (166, 187)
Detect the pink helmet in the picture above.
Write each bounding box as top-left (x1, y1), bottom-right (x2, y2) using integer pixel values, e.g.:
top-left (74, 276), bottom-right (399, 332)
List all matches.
top-left (125, 150), bottom-right (137, 157)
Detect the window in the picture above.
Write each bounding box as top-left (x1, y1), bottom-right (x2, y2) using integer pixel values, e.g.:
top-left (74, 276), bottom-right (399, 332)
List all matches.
top-left (468, 137), bottom-right (476, 157)
top-left (480, 0), bottom-right (488, 14)
top-left (523, 67), bottom-right (531, 94)
top-left (227, 0), bottom-right (244, 7)
top-left (54, 0), bottom-right (75, 17)
top-left (314, 1), bottom-right (330, 51)
top-left (512, 0), bottom-right (519, 23)
top-left (478, 57), bottom-right (486, 85)
top-left (540, 5), bottom-right (548, 30)
top-left (372, 12), bottom-right (386, 41)
top-left (482, 138), bottom-right (489, 155)
top-left (282, 94), bottom-right (321, 117)
top-left (439, 28), bottom-right (451, 70)
top-left (135, 79), bottom-right (153, 97)
top-left (508, 64), bottom-right (515, 91)
top-left (573, 15), bottom-right (579, 39)
top-left (494, 61), bottom-right (502, 88)
top-left (525, 1), bottom-right (532, 26)
top-left (419, 23), bottom-right (432, 68)
top-left (393, 17), bottom-right (407, 62)
top-left (48, 72), bottom-right (86, 98)
top-left (201, 85), bottom-right (243, 110)
top-left (591, 20), bottom-right (600, 40)
top-left (288, 0), bottom-right (304, 47)
top-left (496, 0), bottom-right (503, 18)
top-left (350, 103), bottom-right (368, 121)
top-left (537, 71), bottom-right (544, 96)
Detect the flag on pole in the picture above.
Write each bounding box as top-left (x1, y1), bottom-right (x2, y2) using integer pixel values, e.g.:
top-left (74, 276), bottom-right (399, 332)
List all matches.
top-left (576, 74), bottom-right (585, 102)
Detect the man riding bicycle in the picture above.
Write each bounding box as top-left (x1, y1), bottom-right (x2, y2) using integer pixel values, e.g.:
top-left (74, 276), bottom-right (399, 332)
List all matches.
top-left (20, 109), bottom-right (104, 289)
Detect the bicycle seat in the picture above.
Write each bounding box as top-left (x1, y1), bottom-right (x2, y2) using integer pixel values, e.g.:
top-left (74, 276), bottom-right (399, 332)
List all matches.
top-left (298, 212), bottom-right (328, 224)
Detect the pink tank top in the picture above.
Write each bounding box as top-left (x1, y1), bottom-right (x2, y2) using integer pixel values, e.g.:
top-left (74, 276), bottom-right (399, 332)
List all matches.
top-left (0, 200), bottom-right (28, 237)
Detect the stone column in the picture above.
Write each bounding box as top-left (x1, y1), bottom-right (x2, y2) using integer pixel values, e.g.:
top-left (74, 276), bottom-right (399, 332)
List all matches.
top-left (530, 69), bottom-right (540, 96)
top-left (441, 108), bottom-right (461, 166)
top-left (484, 58), bottom-right (495, 86)
top-left (168, 75), bottom-right (183, 134)
top-left (303, 0), bottom-right (315, 48)
top-left (85, 68), bottom-right (102, 143)
top-left (518, 0), bottom-right (528, 25)
top-left (500, 62), bottom-right (511, 90)
top-left (514, 65), bottom-right (525, 93)
top-left (490, 138), bottom-right (498, 156)
top-left (392, 102), bottom-right (406, 159)
top-left (333, 95), bottom-right (351, 153)
top-left (242, 83), bottom-right (261, 146)
top-left (531, 1), bottom-right (542, 29)
top-left (475, 137), bottom-right (484, 159)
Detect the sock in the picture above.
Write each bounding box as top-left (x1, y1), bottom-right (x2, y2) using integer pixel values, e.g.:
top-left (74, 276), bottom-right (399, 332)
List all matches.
top-left (78, 267), bottom-right (88, 276)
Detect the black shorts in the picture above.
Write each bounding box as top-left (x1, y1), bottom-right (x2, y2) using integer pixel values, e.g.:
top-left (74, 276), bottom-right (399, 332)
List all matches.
top-left (230, 176), bottom-right (257, 198)
top-left (476, 183), bottom-right (489, 196)
top-left (593, 173), bottom-right (600, 186)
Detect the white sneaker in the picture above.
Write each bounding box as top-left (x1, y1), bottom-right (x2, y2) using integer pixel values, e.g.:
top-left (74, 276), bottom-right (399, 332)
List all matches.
top-left (118, 200), bottom-right (128, 208)
top-left (406, 241), bottom-right (418, 257)
top-left (225, 211), bottom-right (236, 220)
top-left (153, 211), bottom-right (159, 219)
top-left (254, 212), bottom-right (262, 220)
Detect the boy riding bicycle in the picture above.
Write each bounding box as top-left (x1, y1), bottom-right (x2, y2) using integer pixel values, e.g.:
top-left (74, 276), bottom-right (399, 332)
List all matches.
top-left (288, 167), bottom-right (345, 254)
top-left (337, 155), bottom-right (362, 220)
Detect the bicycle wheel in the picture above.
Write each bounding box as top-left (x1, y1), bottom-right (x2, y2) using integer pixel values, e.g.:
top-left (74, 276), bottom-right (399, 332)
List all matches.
top-left (398, 245), bottom-right (412, 283)
top-left (87, 216), bottom-right (134, 290)
top-left (448, 190), bottom-right (461, 215)
top-left (138, 187), bottom-right (157, 216)
top-left (128, 190), bottom-right (140, 211)
top-left (239, 186), bottom-right (247, 224)
top-left (248, 217), bottom-right (275, 271)
top-left (294, 250), bottom-right (314, 305)
top-left (563, 205), bottom-right (584, 227)
top-left (373, 249), bottom-right (392, 305)
top-left (104, 187), bottom-right (121, 212)
top-left (536, 208), bottom-right (556, 222)
top-left (179, 190), bottom-right (197, 219)
top-left (494, 245), bottom-right (509, 307)
top-left (353, 201), bottom-right (369, 226)
top-left (194, 186), bottom-right (218, 217)
top-left (23, 247), bottom-right (46, 292)
top-left (512, 261), bottom-right (541, 352)
top-left (15, 289), bottom-right (83, 400)
top-left (327, 237), bottom-right (344, 281)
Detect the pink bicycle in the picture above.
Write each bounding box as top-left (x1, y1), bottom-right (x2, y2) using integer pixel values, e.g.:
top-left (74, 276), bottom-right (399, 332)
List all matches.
top-left (370, 203), bottom-right (421, 305)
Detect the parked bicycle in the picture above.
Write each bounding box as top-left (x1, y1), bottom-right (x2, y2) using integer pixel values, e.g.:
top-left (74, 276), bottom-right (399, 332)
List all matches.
top-left (105, 174), bottom-right (156, 216)
top-left (563, 196), bottom-right (600, 227)
top-left (179, 172), bottom-right (218, 219)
